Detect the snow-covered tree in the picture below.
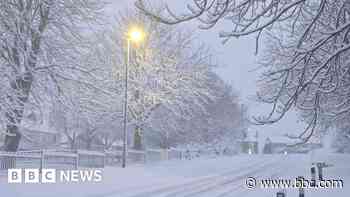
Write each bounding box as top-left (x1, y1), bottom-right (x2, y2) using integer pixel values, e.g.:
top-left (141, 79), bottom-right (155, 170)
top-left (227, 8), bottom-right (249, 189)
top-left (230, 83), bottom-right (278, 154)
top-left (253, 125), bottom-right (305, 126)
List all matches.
top-left (331, 116), bottom-right (350, 153)
top-left (180, 76), bottom-right (243, 148)
top-left (52, 71), bottom-right (121, 150)
top-left (0, 0), bottom-right (106, 151)
top-left (255, 1), bottom-right (350, 143)
top-left (136, 0), bottom-right (350, 143)
top-left (147, 73), bottom-right (243, 150)
top-left (90, 9), bottom-right (218, 149)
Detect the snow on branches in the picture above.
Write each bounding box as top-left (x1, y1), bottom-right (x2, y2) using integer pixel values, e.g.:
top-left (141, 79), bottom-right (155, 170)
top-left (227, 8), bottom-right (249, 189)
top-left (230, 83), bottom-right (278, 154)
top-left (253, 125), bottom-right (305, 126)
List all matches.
top-left (94, 9), bottom-right (218, 133)
top-left (136, 0), bottom-right (350, 143)
top-left (0, 0), bottom-right (106, 151)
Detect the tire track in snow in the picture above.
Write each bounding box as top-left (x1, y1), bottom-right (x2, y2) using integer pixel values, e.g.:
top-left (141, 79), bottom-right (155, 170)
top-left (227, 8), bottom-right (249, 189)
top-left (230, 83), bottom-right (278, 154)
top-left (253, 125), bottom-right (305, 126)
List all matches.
top-left (164, 160), bottom-right (283, 197)
top-left (125, 156), bottom-right (282, 197)
top-left (214, 163), bottom-right (287, 197)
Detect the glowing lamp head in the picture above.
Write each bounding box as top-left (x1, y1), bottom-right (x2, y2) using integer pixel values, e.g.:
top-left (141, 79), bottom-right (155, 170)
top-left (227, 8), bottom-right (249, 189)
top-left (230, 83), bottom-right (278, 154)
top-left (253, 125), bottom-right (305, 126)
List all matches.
top-left (128, 28), bottom-right (144, 43)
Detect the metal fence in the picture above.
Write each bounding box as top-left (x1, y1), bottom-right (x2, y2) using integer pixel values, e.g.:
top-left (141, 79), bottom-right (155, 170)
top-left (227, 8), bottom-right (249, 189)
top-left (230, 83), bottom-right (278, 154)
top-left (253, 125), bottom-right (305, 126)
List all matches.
top-left (0, 148), bottom-right (185, 171)
top-left (0, 151), bottom-right (42, 170)
top-left (78, 150), bottom-right (105, 168)
top-left (0, 149), bottom-right (105, 171)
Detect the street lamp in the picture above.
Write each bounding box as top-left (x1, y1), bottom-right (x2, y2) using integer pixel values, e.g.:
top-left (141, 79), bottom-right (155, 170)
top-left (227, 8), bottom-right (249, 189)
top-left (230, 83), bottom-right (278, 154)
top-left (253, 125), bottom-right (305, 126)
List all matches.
top-left (129, 27), bottom-right (144, 43)
top-left (122, 27), bottom-right (145, 168)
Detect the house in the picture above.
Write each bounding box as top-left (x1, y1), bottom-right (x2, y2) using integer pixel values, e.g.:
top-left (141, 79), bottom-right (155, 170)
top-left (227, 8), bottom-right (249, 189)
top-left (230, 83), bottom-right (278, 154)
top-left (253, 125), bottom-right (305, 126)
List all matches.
top-left (19, 125), bottom-right (61, 150)
top-left (17, 106), bottom-right (62, 150)
top-left (239, 128), bottom-right (258, 154)
top-left (263, 136), bottom-right (290, 154)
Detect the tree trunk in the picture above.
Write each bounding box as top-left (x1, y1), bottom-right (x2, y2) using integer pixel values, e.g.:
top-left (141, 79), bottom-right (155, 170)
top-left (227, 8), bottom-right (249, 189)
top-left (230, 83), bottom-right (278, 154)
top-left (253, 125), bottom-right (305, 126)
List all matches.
top-left (3, 126), bottom-right (22, 152)
top-left (86, 138), bottom-right (93, 150)
top-left (2, 1), bottom-right (49, 152)
top-left (4, 73), bottom-right (33, 152)
top-left (134, 126), bottom-right (143, 150)
top-left (70, 133), bottom-right (77, 150)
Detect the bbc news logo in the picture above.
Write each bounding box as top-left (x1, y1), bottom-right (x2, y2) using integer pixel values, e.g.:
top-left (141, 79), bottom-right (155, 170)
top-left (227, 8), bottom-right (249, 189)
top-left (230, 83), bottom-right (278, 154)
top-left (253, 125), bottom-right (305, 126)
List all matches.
top-left (8, 169), bottom-right (103, 183)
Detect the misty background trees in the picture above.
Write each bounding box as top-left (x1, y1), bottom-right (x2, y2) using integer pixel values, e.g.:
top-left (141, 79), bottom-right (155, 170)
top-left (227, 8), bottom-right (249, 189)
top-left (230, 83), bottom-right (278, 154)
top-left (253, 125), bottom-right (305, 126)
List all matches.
top-left (136, 0), bottom-right (350, 151)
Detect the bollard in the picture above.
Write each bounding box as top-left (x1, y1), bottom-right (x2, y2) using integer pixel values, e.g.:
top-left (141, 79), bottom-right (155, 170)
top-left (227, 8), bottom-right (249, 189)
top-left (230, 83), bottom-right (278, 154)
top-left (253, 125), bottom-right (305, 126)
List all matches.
top-left (40, 150), bottom-right (44, 174)
top-left (276, 190), bottom-right (286, 197)
top-left (75, 149), bottom-right (79, 170)
top-left (317, 163), bottom-right (323, 181)
top-left (299, 187), bottom-right (305, 197)
top-left (298, 176), bottom-right (305, 197)
top-left (310, 165), bottom-right (316, 187)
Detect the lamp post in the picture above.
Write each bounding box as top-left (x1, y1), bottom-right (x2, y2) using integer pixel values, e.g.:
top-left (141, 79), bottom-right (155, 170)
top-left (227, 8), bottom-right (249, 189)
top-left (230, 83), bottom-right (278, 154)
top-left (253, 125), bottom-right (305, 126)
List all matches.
top-left (122, 27), bottom-right (144, 168)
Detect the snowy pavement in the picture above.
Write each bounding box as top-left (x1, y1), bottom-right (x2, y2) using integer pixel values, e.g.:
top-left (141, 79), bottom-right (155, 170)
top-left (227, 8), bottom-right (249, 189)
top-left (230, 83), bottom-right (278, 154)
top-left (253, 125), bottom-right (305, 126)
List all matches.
top-left (0, 153), bottom-right (349, 197)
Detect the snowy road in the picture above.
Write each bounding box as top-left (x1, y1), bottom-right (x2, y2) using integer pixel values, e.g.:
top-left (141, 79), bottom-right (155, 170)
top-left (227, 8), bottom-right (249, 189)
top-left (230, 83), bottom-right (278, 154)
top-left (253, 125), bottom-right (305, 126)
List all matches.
top-left (118, 157), bottom-right (283, 197)
top-left (1, 153), bottom-right (349, 197)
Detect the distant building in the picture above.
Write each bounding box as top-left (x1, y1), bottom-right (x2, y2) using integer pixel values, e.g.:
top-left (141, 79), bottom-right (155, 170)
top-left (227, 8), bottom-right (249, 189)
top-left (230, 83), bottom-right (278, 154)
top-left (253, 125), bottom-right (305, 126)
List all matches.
top-left (239, 129), bottom-right (258, 154)
top-left (263, 138), bottom-right (273, 154)
top-left (18, 106), bottom-right (62, 150)
top-left (263, 136), bottom-right (322, 154)
top-left (263, 136), bottom-right (292, 154)
top-left (75, 134), bottom-right (105, 151)
top-left (19, 125), bottom-right (61, 150)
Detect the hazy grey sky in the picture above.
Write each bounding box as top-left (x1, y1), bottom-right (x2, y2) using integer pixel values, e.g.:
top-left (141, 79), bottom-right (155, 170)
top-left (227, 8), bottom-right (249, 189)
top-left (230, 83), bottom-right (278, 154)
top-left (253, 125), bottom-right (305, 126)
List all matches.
top-left (108, 0), bottom-right (307, 141)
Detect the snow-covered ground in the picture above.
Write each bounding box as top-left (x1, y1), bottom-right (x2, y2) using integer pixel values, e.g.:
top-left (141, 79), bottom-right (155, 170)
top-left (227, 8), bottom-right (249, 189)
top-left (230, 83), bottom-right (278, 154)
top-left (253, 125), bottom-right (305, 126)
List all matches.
top-left (1, 153), bottom-right (349, 197)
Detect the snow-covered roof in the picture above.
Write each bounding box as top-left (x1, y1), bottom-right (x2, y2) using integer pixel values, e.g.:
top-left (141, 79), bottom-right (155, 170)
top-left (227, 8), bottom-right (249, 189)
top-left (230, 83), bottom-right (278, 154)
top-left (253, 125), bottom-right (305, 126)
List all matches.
top-left (243, 128), bottom-right (258, 142)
